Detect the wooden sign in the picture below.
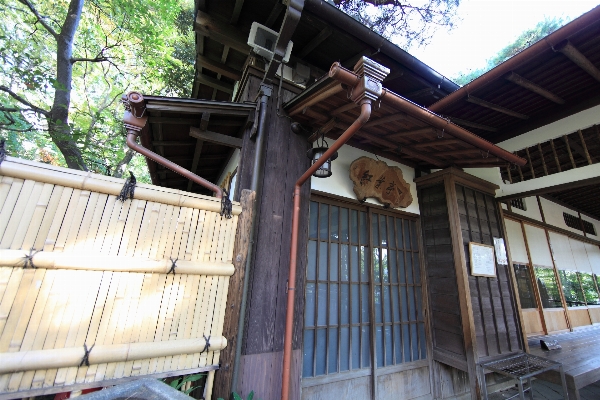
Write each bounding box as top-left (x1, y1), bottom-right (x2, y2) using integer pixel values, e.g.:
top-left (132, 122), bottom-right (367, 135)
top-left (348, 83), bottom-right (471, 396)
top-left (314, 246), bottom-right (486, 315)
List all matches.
top-left (349, 156), bottom-right (412, 208)
top-left (469, 242), bottom-right (497, 277)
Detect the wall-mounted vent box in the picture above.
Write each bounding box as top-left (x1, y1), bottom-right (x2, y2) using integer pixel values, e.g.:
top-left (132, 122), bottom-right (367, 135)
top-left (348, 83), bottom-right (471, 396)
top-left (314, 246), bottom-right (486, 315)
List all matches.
top-left (248, 22), bottom-right (293, 63)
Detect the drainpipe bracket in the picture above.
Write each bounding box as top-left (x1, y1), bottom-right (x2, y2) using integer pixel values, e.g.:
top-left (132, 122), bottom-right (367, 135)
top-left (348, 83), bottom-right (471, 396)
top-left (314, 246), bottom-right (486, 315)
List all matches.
top-left (123, 110), bottom-right (147, 133)
top-left (260, 84), bottom-right (273, 97)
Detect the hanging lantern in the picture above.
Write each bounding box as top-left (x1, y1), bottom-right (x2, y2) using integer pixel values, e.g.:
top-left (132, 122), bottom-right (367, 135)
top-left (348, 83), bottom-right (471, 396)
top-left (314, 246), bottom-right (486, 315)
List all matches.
top-left (307, 130), bottom-right (338, 178)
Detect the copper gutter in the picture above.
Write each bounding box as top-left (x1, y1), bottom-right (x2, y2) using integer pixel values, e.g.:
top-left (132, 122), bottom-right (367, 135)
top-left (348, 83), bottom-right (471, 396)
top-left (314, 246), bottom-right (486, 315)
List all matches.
top-left (329, 63), bottom-right (527, 166)
top-left (122, 92), bottom-right (223, 198)
top-left (428, 4), bottom-right (600, 112)
top-left (281, 57), bottom-right (389, 400)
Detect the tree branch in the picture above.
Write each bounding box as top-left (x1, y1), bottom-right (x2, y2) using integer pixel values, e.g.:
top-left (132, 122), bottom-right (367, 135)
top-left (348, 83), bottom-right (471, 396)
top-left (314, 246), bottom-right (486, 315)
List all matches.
top-left (0, 86), bottom-right (50, 116)
top-left (0, 107), bottom-right (20, 112)
top-left (71, 56), bottom-right (109, 63)
top-left (17, 0), bottom-right (59, 39)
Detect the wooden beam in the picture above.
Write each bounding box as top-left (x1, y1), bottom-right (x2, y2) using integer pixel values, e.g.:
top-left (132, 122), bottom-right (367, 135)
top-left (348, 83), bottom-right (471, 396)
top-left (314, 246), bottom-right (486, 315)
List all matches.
top-left (448, 117), bottom-right (498, 132)
top-left (556, 40), bottom-right (600, 82)
top-left (385, 127), bottom-right (436, 140)
top-left (435, 147), bottom-right (480, 157)
top-left (298, 27), bottom-right (333, 58)
top-left (195, 10), bottom-right (251, 55)
top-left (363, 113), bottom-right (407, 128)
top-left (563, 135), bottom-right (577, 169)
top-left (196, 73), bottom-right (234, 94)
top-left (505, 72), bottom-right (565, 104)
top-left (230, 0), bottom-right (245, 24)
top-left (382, 69), bottom-right (403, 83)
top-left (308, 118), bottom-right (336, 142)
top-left (196, 55), bottom-right (242, 81)
top-left (288, 82), bottom-right (343, 116)
top-left (199, 112), bottom-right (210, 131)
top-left (187, 139), bottom-right (204, 191)
top-left (497, 175), bottom-right (600, 203)
top-left (537, 143), bottom-right (548, 176)
top-left (466, 96), bottom-right (529, 119)
top-left (330, 102), bottom-right (358, 116)
top-left (148, 117), bottom-right (244, 127)
top-left (525, 147), bottom-right (535, 178)
top-left (550, 139), bottom-right (562, 172)
top-left (190, 126), bottom-right (243, 148)
top-left (152, 141), bottom-right (192, 147)
top-left (410, 138), bottom-right (461, 149)
top-left (265, 2), bottom-right (285, 28)
top-left (404, 87), bottom-right (434, 99)
top-left (573, 130), bottom-right (595, 164)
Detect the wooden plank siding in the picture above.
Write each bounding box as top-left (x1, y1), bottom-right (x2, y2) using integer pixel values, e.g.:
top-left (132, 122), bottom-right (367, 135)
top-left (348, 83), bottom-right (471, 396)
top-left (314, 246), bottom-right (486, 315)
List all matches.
top-left (233, 73), bottom-right (312, 400)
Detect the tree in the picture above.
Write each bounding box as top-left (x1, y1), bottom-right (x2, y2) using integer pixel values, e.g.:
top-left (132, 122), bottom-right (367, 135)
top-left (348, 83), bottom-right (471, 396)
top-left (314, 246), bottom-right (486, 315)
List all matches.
top-left (453, 17), bottom-right (565, 86)
top-left (333, 0), bottom-right (461, 48)
top-left (0, 0), bottom-right (194, 176)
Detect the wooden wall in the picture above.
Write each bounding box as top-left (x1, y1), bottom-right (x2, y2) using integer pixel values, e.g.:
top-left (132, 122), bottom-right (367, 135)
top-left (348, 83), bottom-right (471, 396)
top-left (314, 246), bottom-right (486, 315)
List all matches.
top-left (455, 184), bottom-right (523, 360)
top-left (224, 72), bottom-right (311, 400)
top-left (418, 183), bottom-right (466, 368)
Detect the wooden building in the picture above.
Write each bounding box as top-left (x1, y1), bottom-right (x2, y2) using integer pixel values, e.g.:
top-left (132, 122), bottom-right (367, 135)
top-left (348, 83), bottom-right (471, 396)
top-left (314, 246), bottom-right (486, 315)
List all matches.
top-left (4, 1), bottom-right (600, 400)
top-left (120, 1), bottom-right (600, 399)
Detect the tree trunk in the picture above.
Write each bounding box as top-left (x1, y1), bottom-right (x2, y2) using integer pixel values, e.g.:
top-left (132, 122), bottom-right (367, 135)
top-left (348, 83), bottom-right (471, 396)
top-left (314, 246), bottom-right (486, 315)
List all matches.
top-left (48, 0), bottom-right (88, 171)
top-left (113, 148), bottom-right (135, 178)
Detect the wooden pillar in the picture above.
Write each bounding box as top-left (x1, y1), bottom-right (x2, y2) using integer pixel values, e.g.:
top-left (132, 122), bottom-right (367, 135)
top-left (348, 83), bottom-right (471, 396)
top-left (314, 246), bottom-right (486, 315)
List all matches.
top-left (416, 168), bottom-right (525, 400)
top-left (223, 70), bottom-right (310, 400)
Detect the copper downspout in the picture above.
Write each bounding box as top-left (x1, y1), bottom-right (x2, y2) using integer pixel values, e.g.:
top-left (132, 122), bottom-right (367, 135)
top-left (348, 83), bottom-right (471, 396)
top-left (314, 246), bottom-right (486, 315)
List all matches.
top-left (281, 57), bottom-right (390, 400)
top-left (428, 4), bottom-right (600, 112)
top-left (122, 92), bottom-right (223, 198)
top-left (329, 63), bottom-right (527, 167)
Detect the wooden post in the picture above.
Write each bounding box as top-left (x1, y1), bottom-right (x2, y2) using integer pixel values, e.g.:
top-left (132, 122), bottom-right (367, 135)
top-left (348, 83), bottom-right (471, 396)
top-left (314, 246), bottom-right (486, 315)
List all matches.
top-left (525, 147), bottom-right (535, 179)
top-left (578, 129), bottom-right (593, 165)
top-left (212, 190), bottom-right (256, 400)
top-left (563, 135), bottom-right (577, 169)
top-left (537, 144), bottom-right (548, 176)
top-left (550, 139), bottom-right (562, 172)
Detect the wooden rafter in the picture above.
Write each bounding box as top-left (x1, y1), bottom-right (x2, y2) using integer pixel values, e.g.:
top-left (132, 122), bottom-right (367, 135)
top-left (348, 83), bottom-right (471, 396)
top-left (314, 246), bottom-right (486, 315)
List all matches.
top-left (190, 127), bottom-right (243, 148)
top-left (505, 72), bottom-right (565, 104)
top-left (197, 73), bottom-right (234, 94)
top-left (363, 113), bottom-right (407, 128)
top-left (466, 95), bottom-right (529, 119)
top-left (265, 2), bottom-right (285, 28)
top-left (298, 27), bottom-right (333, 58)
top-left (556, 40), bottom-right (600, 82)
top-left (230, 0), bottom-right (245, 24)
top-left (195, 10), bottom-right (251, 55)
top-left (196, 55), bottom-right (241, 81)
top-left (448, 117), bottom-right (498, 132)
top-left (152, 141), bottom-right (193, 147)
top-left (385, 127), bottom-right (435, 140)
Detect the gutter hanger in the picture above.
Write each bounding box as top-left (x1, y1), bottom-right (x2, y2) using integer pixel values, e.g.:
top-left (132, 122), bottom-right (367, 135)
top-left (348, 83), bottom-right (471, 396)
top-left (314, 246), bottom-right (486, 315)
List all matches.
top-left (122, 91), bottom-right (223, 198)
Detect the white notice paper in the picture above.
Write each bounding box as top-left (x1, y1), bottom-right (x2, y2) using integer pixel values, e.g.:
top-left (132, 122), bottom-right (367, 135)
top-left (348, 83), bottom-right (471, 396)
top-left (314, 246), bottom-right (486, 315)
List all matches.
top-left (469, 242), bottom-right (497, 277)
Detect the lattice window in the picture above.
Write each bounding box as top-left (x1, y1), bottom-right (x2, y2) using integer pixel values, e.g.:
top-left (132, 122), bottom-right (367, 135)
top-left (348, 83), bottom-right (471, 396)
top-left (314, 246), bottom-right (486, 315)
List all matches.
top-left (563, 212), bottom-right (596, 235)
top-left (510, 198), bottom-right (527, 211)
top-left (303, 199), bottom-right (426, 379)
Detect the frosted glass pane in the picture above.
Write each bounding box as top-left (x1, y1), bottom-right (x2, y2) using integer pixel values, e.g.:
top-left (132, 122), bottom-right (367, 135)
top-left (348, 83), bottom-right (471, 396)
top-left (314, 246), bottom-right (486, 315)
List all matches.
top-left (380, 215), bottom-right (388, 247)
top-left (411, 323), bottom-right (419, 361)
top-left (373, 248), bottom-right (381, 282)
top-left (376, 326), bottom-right (384, 367)
top-left (362, 326), bottom-right (371, 368)
top-left (382, 249), bottom-right (389, 283)
top-left (341, 244), bottom-right (349, 281)
top-left (383, 286), bottom-right (392, 323)
top-left (329, 283), bottom-right (338, 325)
top-left (523, 224), bottom-right (553, 267)
top-left (319, 203), bottom-right (328, 239)
top-left (352, 326), bottom-right (360, 369)
top-left (318, 283), bottom-right (327, 326)
top-left (309, 202), bottom-right (318, 239)
top-left (549, 232), bottom-right (576, 271)
top-left (505, 218), bottom-right (529, 263)
top-left (388, 217), bottom-right (396, 250)
top-left (585, 242), bottom-right (600, 275)
top-left (398, 251), bottom-right (406, 284)
top-left (374, 286), bottom-right (382, 323)
top-left (385, 326), bottom-right (393, 366)
top-left (360, 246), bottom-right (369, 282)
top-left (340, 327), bottom-right (350, 372)
top-left (307, 241), bottom-right (317, 280)
top-left (401, 286), bottom-right (408, 322)
top-left (330, 243), bottom-right (339, 281)
top-left (360, 212), bottom-right (368, 245)
top-left (305, 283), bottom-right (315, 326)
top-left (389, 250), bottom-right (397, 283)
top-left (372, 214), bottom-right (379, 246)
top-left (318, 242), bottom-right (328, 281)
top-left (394, 325), bottom-right (402, 363)
top-left (408, 286), bottom-right (416, 320)
top-left (316, 328), bottom-right (327, 375)
top-left (331, 206), bottom-right (339, 241)
top-left (302, 330), bottom-right (314, 377)
top-left (392, 286), bottom-right (400, 322)
top-left (569, 237), bottom-right (593, 273)
top-left (328, 328), bottom-right (338, 373)
top-left (351, 284), bottom-right (360, 324)
top-left (403, 324), bottom-right (411, 362)
top-left (351, 246), bottom-right (359, 282)
top-left (350, 210), bottom-right (358, 243)
top-left (341, 208), bottom-right (349, 243)
top-left (340, 284), bottom-right (349, 324)
top-left (362, 284), bottom-right (370, 323)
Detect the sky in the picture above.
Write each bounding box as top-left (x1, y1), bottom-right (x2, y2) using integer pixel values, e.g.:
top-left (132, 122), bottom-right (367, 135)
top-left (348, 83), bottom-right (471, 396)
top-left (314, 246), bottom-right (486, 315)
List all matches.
top-left (405, 0), bottom-right (600, 80)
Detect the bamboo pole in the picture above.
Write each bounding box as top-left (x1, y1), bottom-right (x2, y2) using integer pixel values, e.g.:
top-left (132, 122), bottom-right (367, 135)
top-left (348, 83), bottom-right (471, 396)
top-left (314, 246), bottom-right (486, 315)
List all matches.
top-left (0, 250), bottom-right (235, 276)
top-left (0, 336), bottom-right (227, 374)
top-left (0, 158), bottom-right (242, 215)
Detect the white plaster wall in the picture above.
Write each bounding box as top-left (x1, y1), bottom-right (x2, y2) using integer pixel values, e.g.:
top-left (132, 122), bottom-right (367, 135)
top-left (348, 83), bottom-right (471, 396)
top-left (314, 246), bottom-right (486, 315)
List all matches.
top-left (310, 144), bottom-right (420, 215)
top-left (580, 215), bottom-right (600, 239)
top-left (539, 197), bottom-right (590, 236)
top-left (496, 104), bottom-right (600, 152)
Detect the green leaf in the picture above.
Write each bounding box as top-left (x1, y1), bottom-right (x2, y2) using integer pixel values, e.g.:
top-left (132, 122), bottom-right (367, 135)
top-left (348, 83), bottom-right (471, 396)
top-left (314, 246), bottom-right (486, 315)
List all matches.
top-left (175, 373), bottom-right (205, 390)
top-left (233, 393), bottom-right (243, 400)
top-left (247, 391), bottom-right (255, 400)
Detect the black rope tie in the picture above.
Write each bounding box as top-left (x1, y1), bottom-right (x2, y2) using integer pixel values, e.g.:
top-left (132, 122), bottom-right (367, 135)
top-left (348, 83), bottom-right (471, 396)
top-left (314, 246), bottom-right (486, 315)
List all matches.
top-left (220, 189), bottom-right (232, 219)
top-left (0, 139), bottom-right (6, 165)
top-left (23, 248), bottom-right (40, 269)
top-left (117, 171), bottom-right (136, 202)
top-left (168, 257), bottom-right (178, 275)
top-left (200, 335), bottom-right (211, 354)
top-left (79, 343), bottom-right (95, 367)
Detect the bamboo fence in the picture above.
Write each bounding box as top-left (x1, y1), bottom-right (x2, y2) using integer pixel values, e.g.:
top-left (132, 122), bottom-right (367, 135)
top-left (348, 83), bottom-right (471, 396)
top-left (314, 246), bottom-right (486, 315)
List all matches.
top-left (0, 157), bottom-right (241, 399)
